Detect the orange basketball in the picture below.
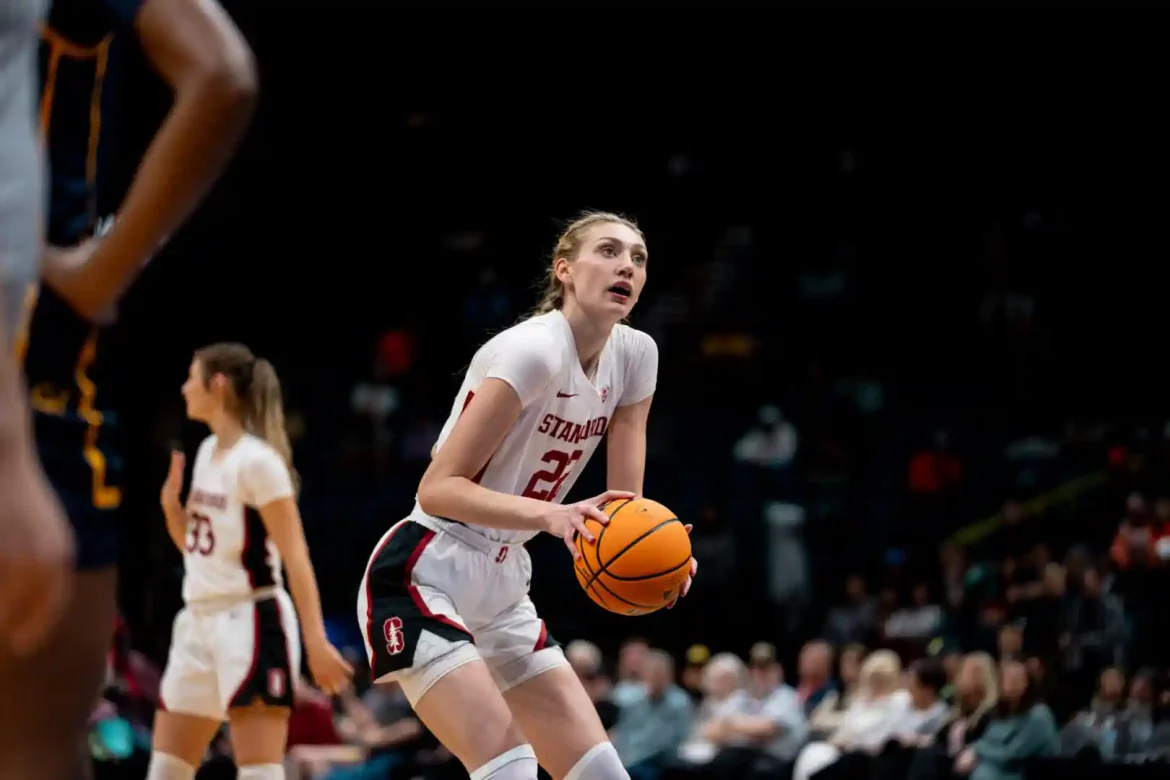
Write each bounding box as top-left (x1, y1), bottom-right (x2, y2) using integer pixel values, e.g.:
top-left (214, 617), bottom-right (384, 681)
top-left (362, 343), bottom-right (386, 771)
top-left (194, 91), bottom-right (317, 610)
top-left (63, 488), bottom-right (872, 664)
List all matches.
top-left (574, 497), bottom-right (691, 616)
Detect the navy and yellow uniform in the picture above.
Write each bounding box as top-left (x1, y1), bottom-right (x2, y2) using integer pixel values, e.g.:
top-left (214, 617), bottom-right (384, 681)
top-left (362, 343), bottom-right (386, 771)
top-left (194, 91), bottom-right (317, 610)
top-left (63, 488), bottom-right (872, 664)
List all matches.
top-left (22, 0), bottom-right (144, 568)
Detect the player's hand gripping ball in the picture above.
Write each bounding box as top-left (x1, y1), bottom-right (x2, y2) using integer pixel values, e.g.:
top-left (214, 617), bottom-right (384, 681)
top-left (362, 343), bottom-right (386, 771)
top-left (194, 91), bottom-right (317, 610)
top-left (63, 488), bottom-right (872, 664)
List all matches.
top-left (574, 497), bottom-right (693, 615)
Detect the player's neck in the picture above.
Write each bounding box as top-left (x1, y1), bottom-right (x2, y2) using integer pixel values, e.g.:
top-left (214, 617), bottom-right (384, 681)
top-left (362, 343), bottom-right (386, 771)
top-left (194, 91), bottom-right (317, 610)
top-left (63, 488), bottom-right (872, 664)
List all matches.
top-left (560, 302), bottom-right (612, 377)
top-left (209, 412), bottom-right (245, 448)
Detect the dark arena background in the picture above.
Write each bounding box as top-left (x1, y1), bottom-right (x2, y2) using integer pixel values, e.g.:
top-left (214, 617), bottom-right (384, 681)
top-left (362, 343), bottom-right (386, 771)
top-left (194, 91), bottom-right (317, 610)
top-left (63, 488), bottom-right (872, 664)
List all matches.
top-left (76, 8), bottom-right (1170, 780)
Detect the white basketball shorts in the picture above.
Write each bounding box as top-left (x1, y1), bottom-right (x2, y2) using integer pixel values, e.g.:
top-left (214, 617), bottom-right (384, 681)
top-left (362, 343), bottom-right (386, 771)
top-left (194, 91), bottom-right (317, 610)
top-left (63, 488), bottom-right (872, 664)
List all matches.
top-left (356, 518), bottom-right (566, 705)
top-left (159, 589), bottom-right (301, 721)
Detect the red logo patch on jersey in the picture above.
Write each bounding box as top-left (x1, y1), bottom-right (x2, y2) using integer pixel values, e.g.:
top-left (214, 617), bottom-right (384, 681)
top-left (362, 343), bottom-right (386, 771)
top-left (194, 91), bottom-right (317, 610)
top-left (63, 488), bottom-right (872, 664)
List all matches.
top-left (383, 617), bottom-right (406, 656)
top-left (557, 391), bottom-right (577, 398)
top-left (267, 668), bottom-right (287, 698)
top-left (495, 546), bottom-right (509, 564)
top-left (600, 386), bottom-right (610, 402)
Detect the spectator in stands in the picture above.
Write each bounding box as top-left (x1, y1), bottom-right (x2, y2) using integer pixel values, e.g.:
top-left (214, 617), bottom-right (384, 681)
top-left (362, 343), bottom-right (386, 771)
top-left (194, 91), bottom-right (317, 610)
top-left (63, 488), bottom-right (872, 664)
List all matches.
top-left (1112, 495), bottom-right (1170, 669)
top-left (954, 660), bottom-right (1057, 780)
top-left (824, 575), bottom-right (880, 646)
top-left (794, 649), bottom-right (908, 780)
top-left (906, 652), bottom-right (997, 780)
top-left (886, 582), bottom-right (944, 642)
top-left (1062, 566), bottom-right (1127, 704)
top-left (1111, 493), bottom-right (1160, 570)
top-left (1090, 667), bottom-right (1126, 719)
top-left (734, 405), bottom-right (799, 470)
top-left (808, 643), bottom-right (866, 740)
top-left (1062, 665), bottom-right (1163, 762)
top-left (896, 658), bottom-right (952, 744)
top-left (997, 623), bottom-right (1024, 663)
top-left (933, 641), bottom-right (963, 703)
top-left (695, 642), bottom-right (806, 780)
top-left (797, 640), bottom-right (838, 716)
top-left (1115, 668), bottom-right (1161, 758)
top-left (614, 637), bottom-right (652, 707)
top-left (613, 650), bottom-right (693, 780)
top-left (1024, 563), bottom-right (1068, 666)
top-left (309, 681), bottom-right (426, 780)
top-left (284, 681), bottom-right (353, 780)
top-left (287, 679), bottom-right (341, 748)
top-left (672, 652), bottom-right (749, 772)
top-left (566, 639), bottom-right (619, 731)
top-left (868, 658), bottom-right (951, 780)
top-left (680, 644), bottom-right (712, 703)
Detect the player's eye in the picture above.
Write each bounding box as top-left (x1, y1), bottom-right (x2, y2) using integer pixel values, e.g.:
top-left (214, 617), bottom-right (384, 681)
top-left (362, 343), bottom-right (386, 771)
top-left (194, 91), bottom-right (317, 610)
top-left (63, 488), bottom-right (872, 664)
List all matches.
top-left (598, 243), bottom-right (616, 257)
top-left (632, 253), bottom-right (647, 266)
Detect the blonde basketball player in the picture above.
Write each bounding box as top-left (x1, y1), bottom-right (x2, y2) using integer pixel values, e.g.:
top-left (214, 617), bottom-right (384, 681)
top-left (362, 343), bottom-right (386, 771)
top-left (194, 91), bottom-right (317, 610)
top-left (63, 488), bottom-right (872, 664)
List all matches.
top-left (150, 343), bottom-right (352, 780)
top-left (357, 212), bottom-right (698, 780)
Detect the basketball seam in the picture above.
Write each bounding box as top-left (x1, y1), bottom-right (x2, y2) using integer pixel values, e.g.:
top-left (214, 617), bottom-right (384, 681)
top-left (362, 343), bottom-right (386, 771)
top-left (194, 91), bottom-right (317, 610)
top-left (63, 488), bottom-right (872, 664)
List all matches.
top-left (575, 561), bottom-right (610, 609)
top-left (581, 497), bottom-right (629, 592)
top-left (576, 531), bottom-right (610, 607)
top-left (601, 556), bottom-right (691, 581)
top-left (587, 565), bottom-right (660, 612)
top-left (584, 515), bottom-right (681, 592)
top-left (594, 497), bottom-right (634, 563)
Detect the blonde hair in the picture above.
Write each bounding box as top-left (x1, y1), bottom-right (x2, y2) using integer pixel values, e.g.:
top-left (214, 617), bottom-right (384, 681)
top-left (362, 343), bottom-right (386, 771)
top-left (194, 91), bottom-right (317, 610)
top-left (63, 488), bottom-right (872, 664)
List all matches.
top-left (859, 649), bottom-right (902, 695)
top-left (955, 651), bottom-right (999, 725)
top-left (194, 342), bottom-right (297, 488)
top-left (532, 210), bottom-right (644, 316)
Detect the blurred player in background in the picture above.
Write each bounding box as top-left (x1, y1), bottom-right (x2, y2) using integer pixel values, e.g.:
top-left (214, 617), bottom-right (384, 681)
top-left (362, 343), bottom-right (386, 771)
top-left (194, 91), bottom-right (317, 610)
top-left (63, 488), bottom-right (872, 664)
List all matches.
top-left (358, 212), bottom-right (697, 780)
top-left (152, 343), bottom-right (352, 780)
top-left (1, 0), bottom-right (257, 776)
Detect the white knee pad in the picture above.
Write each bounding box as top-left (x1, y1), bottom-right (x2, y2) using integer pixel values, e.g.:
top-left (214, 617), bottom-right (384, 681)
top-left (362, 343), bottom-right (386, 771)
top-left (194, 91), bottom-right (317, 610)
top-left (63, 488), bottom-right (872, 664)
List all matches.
top-left (146, 752), bottom-right (197, 780)
top-left (237, 764), bottom-right (284, 780)
top-left (394, 640), bottom-right (481, 706)
top-left (565, 742), bottom-right (630, 780)
top-left (469, 744), bottom-right (539, 780)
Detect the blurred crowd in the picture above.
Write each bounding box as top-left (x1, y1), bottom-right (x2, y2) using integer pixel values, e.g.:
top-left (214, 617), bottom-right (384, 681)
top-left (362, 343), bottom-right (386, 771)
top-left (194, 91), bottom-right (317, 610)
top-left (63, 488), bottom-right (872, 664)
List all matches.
top-left (84, 484), bottom-right (1170, 780)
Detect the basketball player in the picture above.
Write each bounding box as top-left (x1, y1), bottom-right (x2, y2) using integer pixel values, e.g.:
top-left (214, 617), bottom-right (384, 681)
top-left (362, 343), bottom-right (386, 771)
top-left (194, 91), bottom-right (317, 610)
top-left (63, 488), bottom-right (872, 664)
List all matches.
top-left (151, 343), bottom-right (352, 780)
top-left (357, 212), bottom-right (698, 780)
top-left (0, 0), bottom-right (256, 777)
top-left (0, 0), bottom-right (75, 662)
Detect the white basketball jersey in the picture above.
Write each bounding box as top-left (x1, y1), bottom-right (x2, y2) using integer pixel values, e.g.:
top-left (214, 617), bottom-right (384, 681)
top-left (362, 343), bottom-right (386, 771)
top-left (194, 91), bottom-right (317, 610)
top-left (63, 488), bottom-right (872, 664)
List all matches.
top-left (182, 433), bottom-right (296, 603)
top-left (410, 310), bottom-right (659, 543)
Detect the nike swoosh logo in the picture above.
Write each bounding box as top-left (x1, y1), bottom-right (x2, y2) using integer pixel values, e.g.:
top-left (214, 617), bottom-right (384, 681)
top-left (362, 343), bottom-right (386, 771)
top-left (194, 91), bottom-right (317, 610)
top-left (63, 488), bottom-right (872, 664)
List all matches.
top-left (557, 391), bottom-right (577, 398)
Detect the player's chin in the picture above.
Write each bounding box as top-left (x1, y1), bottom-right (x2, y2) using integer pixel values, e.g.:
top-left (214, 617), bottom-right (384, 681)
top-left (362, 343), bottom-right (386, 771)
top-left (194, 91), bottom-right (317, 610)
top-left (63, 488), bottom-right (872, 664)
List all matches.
top-left (601, 293), bottom-right (635, 316)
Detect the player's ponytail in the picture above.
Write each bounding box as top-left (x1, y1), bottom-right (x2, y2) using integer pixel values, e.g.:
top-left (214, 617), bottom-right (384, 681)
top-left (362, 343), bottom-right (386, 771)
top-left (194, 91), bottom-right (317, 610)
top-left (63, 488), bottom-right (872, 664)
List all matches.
top-left (248, 358), bottom-right (298, 490)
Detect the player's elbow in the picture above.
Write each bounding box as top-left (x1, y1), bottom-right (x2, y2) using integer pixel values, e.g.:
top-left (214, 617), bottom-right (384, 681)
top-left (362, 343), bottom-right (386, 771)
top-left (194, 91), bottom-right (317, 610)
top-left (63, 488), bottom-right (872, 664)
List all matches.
top-left (204, 54), bottom-right (258, 117)
top-left (416, 475), bottom-right (447, 519)
top-left (181, 32), bottom-right (257, 121)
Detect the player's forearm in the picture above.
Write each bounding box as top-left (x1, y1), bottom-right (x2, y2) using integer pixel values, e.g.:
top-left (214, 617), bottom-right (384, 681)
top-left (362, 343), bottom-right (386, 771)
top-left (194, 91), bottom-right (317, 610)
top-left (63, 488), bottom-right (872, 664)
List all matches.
top-left (606, 400), bottom-right (650, 494)
top-left (417, 476), bottom-right (548, 532)
top-left (284, 555), bottom-right (329, 649)
top-left (606, 436), bottom-right (646, 495)
top-left (62, 68), bottom-right (255, 318)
